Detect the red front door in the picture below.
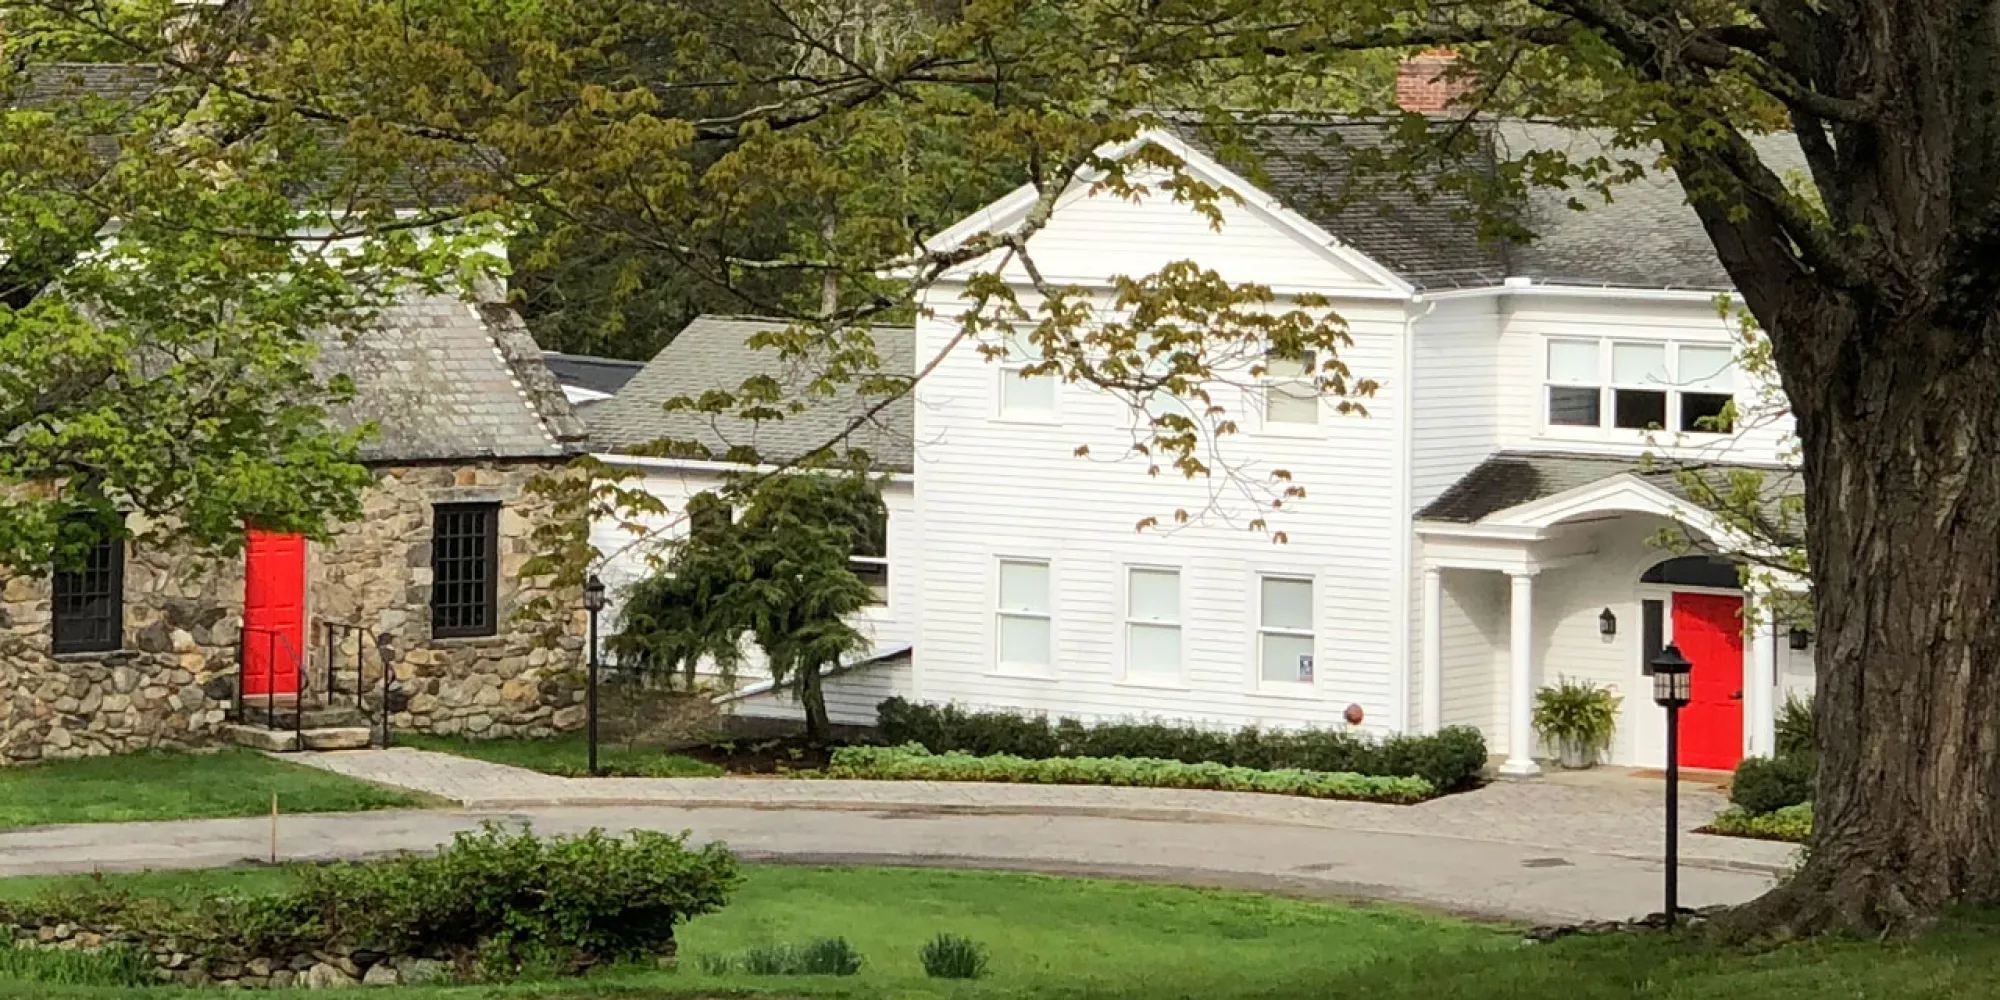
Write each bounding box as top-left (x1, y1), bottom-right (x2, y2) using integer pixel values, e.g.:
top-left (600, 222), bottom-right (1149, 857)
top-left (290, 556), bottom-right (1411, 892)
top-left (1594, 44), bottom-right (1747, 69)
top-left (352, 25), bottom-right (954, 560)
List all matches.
top-left (243, 530), bottom-right (306, 697)
top-left (1672, 592), bottom-right (1745, 770)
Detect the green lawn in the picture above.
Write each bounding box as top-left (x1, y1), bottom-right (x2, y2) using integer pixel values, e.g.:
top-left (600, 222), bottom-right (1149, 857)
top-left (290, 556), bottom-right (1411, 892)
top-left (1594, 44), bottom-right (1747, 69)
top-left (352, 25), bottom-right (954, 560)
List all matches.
top-left (5, 864), bottom-right (2000, 1000)
top-left (396, 732), bottom-right (723, 778)
top-left (0, 749), bottom-right (432, 829)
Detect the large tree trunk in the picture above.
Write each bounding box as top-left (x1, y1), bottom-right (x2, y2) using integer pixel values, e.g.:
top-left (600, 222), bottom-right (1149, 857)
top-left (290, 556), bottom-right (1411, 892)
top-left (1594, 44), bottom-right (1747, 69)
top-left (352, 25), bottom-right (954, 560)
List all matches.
top-left (1730, 303), bottom-right (2000, 936)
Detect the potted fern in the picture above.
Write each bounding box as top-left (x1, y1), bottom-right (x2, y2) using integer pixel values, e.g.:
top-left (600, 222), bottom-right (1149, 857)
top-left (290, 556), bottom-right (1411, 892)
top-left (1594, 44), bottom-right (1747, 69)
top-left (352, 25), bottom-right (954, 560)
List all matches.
top-left (1533, 677), bottom-right (1622, 769)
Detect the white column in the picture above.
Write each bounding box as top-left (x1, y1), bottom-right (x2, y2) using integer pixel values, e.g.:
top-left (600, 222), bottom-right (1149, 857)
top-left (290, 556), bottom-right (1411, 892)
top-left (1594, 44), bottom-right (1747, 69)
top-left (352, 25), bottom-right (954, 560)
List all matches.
top-left (1750, 612), bottom-right (1779, 757)
top-left (1421, 566), bottom-right (1444, 733)
top-left (1500, 570), bottom-right (1541, 776)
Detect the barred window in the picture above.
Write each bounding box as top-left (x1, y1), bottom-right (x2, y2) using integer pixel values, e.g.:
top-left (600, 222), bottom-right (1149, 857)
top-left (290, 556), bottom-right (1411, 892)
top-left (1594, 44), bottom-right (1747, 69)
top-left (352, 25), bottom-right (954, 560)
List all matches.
top-left (52, 528), bottom-right (123, 654)
top-left (431, 502), bottom-right (499, 638)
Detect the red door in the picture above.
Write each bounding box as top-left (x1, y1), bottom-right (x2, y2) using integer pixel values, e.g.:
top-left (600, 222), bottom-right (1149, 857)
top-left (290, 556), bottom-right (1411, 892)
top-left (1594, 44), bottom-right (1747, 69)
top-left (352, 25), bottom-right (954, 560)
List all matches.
top-left (1672, 592), bottom-right (1745, 770)
top-left (243, 530), bottom-right (306, 697)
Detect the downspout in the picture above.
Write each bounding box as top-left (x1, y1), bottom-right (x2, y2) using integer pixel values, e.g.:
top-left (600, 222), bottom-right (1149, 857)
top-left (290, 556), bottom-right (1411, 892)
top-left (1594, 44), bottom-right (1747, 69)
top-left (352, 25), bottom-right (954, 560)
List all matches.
top-left (1391, 296), bottom-right (1438, 734)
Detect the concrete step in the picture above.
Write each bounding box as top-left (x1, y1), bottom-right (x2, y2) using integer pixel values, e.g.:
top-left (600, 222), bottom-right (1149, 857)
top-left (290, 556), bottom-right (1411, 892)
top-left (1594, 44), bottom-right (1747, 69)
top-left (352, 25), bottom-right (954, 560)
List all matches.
top-left (223, 724), bottom-right (375, 753)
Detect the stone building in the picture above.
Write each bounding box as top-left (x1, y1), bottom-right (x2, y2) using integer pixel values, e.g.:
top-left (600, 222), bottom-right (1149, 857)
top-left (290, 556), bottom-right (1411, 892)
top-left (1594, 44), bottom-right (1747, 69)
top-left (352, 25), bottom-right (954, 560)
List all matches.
top-left (0, 291), bottom-right (593, 764)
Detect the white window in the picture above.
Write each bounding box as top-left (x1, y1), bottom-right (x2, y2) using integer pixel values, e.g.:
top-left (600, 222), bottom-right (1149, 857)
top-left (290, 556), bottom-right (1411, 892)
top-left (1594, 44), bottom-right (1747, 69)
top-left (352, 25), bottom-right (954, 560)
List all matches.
top-left (996, 559), bottom-right (1052, 669)
top-left (848, 502), bottom-right (889, 606)
top-left (1125, 568), bottom-right (1181, 678)
top-left (1543, 338), bottom-right (1735, 434)
top-left (999, 330), bottom-right (1056, 417)
top-left (1257, 576), bottom-right (1315, 685)
top-left (1263, 350), bottom-right (1318, 425)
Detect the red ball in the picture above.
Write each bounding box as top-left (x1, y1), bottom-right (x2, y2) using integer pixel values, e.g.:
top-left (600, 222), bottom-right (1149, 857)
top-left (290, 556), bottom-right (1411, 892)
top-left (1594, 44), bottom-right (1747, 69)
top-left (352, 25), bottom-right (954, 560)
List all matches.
top-left (1343, 703), bottom-right (1365, 726)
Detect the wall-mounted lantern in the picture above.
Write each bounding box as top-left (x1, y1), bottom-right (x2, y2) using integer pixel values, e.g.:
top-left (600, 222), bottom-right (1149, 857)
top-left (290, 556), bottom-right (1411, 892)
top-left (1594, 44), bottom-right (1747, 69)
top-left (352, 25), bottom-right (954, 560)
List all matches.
top-left (1599, 607), bottom-right (1618, 637)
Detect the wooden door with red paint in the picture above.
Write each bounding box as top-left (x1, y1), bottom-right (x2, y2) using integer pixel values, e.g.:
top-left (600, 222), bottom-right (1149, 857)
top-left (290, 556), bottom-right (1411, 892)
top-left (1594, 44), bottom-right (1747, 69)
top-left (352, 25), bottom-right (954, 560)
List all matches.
top-left (242, 530), bottom-right (306, 697)
top-left (1671, 592), bottom-right (1745, 770)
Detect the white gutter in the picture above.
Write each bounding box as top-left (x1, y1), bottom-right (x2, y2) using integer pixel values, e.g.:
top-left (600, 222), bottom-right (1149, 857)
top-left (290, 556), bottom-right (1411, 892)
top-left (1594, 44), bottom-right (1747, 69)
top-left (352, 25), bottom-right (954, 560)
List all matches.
top-left (1415, 277), bottom-right (1735, 305)
top-left (592, 452), bottom-right (917, 485)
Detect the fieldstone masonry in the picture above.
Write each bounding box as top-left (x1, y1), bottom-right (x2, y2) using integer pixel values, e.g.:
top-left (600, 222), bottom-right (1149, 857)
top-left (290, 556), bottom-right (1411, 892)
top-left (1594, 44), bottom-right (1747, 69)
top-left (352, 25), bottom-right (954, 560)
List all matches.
top-left (0, 459), bottom-right (588, 765)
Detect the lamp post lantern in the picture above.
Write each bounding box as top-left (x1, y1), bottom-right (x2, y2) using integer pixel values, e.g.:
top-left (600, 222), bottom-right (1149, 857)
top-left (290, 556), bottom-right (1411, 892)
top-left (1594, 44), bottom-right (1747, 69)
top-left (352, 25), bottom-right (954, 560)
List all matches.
top-left (1650, 643), bottom-right (1694, 928)
top-left (583, 574), bottom-right (606, 776)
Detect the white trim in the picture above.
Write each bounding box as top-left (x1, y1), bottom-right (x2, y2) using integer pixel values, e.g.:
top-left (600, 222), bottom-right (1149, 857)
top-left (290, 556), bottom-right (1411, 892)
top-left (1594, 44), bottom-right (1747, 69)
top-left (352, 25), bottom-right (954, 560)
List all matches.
top-left (994, 555), bottom-right (1055, 676)
top-left (1417, 281), bottom-right (1738, 304)
top-left (1120, 564), bottom-right (1186, 685)
top-left (1253, 572), bottom-right (1318, 692)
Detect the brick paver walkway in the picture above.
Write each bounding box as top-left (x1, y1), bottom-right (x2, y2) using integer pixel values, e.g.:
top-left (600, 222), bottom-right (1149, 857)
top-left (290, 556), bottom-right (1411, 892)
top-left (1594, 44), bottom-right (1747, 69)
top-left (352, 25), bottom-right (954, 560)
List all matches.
top-left (297, 748), bottom-right (1794, 873)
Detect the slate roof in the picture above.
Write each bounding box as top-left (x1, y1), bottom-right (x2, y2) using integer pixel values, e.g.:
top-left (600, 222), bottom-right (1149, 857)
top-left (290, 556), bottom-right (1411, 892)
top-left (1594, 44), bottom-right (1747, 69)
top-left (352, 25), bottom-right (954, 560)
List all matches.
top-left (1417, 451), bottom-right (1801, 534)
top-left (315, 291), bottom-right (588, 464)
top-left (542, 353), bottom-right (646, 397)
top-left (584, 316), bottom-right (914, 472)
top-left (1184, 117), bottom-right (1807, 291)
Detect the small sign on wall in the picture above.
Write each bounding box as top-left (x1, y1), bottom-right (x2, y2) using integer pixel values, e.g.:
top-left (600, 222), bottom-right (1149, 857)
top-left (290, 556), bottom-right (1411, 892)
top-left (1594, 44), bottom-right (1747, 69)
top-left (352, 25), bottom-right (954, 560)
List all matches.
top-left (1297, 654), bottom-right (1314, 682)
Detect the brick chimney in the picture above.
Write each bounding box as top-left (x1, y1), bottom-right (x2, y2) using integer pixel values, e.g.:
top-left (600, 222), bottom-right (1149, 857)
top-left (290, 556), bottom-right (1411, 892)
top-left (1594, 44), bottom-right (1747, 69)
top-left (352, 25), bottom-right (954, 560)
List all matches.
top-left (1395, 50), bottom-right (1474, 114)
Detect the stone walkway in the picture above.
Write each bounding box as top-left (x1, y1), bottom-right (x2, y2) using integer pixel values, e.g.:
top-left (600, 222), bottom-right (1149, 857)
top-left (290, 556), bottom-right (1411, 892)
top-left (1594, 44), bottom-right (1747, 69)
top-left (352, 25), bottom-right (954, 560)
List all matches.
top-left (291, 748), bottom-right (1796, 873)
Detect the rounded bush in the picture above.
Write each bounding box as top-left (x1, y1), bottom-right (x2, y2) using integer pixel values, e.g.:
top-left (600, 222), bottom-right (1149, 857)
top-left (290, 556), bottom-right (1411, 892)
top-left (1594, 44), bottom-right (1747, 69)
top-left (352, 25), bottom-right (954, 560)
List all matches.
top-left (1730, 754), bottom-right (1815, 814)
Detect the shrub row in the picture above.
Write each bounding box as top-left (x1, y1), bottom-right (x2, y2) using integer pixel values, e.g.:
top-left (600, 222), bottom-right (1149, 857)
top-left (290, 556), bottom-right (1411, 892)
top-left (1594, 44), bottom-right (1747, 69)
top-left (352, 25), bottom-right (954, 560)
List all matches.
top-left (1707, 802), bottom-right (1812, 843)
top-left (876, 698), bottom-right (1487, 792)
top-left (2, 825), bottom-right (740, 980)
top-left (825, 744), bottom-right (1435, 803)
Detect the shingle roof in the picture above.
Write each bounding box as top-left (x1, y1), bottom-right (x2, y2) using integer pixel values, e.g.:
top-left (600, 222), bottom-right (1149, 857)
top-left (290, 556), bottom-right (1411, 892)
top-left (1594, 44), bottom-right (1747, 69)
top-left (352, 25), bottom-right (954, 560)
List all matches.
top-left (1183, 117), bottom-right (1806, 291)
top-left (1417, 451), bottom-right (1801, 534)
top-left (316, 291), bottom-right (587, 464)
top-left (584, 316), bottom-right (914, 472)
top-left (542, 353), bottom-right (646, 396)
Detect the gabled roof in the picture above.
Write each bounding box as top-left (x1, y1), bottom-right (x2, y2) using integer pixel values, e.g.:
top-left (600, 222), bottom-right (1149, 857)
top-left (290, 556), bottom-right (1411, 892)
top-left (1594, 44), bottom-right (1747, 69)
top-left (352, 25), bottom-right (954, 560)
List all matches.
top-left (1417, 451), bottom-right (1800, 534)
top-left (316, 291), bottom-right (588, 464)
top-left (584, 316), bottom-right (914, 473)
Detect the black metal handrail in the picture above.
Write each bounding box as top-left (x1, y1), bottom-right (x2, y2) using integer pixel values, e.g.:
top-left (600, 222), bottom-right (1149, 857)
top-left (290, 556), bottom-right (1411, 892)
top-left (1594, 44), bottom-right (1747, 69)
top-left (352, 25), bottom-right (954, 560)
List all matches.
top-left (324, 621), bottom-right (394, 747)
top-left (239, 624), bottom-right (307, 746)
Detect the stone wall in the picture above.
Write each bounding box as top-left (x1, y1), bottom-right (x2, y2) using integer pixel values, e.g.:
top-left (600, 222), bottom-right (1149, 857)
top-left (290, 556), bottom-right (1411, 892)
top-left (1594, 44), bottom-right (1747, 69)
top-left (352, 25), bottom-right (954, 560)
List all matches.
top-left (0, 459), bottom-right (588, 765)
top-left (314, 461), bottom-right (589, 739)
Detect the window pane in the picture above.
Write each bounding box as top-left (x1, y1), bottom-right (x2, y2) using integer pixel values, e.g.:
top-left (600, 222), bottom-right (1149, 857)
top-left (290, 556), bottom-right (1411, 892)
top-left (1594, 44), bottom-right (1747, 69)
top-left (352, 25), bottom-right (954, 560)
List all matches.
top-left (1128, 623), bottom-right (1181, 675)
top-left (1547, 340), bottom-right (1599, 383)
top-left (1265, 350), bottom-right (1314, 378)
top-left (1548, 386), bottom-right (1602, 426)
top-left (998, 614), bottom-right (1051, 666)
top-left (1613, 388), bottom-right (1668, 429)
top-left (1612, 342), bottom-right (1669, 385)
top-left (1265, 382), bottom-right (1319, 424)
top-left (998, 560), bottom-right (1050, 613)
top-left (1260, 577), bottom-right (1313, 630)
top-left (1260, 632), bottom-right (1315, 684)
top-left (1001, 371), bottom-right (1056, 413)
top-left (1128, 569), bottom-right (1179, 621)
top-left (1004, 330), bottom-right (1042, 363)
top-left (1680, 392), bottom-right (1734, 433)
top-left (1679, 345), bottom-right (1734, 391)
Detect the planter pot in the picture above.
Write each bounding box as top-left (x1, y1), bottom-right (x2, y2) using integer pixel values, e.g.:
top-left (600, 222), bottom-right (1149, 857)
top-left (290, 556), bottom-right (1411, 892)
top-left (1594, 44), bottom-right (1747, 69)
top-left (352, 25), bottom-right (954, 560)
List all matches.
top-left (1557, 739), bottom-right (1599, 770)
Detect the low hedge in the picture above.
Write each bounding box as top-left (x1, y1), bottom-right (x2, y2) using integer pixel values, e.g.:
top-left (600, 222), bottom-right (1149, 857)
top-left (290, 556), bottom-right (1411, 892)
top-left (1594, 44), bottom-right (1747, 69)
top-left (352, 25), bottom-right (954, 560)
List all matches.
top-left (876, 697), bottom-right (1487, 792)
top-left (823, 744), bottom-right (1435, 803)
top-left (1706, 802), bottom-right (1812, 843)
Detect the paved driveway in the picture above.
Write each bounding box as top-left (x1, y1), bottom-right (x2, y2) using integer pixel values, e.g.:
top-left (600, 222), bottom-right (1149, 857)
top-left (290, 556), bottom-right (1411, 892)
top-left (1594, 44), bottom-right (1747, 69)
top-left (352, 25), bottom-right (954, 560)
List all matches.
top-left (0, 749), bottom-right (1796, 926)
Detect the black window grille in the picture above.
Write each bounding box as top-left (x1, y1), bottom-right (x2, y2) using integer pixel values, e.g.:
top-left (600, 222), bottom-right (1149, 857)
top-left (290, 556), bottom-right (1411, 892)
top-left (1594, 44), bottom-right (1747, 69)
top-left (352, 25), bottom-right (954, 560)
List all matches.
top-left (431, 502), bottom-right (499, 638)
top-left (52, 530), bottom-right (123, 654)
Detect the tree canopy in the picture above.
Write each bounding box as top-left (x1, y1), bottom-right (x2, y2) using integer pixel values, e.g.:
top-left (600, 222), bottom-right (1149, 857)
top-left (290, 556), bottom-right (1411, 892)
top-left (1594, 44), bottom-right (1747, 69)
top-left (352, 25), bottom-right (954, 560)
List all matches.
top-left (16, 0), bottom-right (2000, 936)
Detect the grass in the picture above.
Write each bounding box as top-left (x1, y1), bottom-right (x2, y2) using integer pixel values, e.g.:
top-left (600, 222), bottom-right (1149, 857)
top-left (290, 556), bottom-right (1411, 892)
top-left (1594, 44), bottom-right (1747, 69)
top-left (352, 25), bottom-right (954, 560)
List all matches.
top-left (396, 732), bottom-right (724, 778)
top-left (6, 865), bottom-right (2000, 999)
top-left (0, 749), bottom-right (431, 829)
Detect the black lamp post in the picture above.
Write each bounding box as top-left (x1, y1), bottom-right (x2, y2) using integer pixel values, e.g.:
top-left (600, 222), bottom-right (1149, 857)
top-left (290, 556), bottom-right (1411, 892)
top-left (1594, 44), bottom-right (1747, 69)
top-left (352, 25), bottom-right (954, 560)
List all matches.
top-left (584, 574), bottom-right (606, 776)
top-left (1650, 643), bottom-right (1694, 928)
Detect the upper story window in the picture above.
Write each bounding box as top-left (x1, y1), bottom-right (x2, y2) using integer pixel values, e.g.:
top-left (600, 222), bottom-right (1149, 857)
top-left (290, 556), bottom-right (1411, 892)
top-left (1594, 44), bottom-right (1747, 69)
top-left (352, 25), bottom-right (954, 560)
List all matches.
top-left (998, 330), bottom-right (1056, 418)
top-left (431, 502), bottom-right (499, 639)
top-left (1545, 339), bottom-right (1736, 434)
top-left (52, 523), bottom-right (123, 654)
top-left (1263, 350), bottom-right (1319, 425)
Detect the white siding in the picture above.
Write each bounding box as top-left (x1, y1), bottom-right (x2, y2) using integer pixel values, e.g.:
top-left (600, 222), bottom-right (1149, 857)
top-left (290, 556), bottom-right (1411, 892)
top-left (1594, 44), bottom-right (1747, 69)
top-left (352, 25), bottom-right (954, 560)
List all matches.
top-left (589, 462), bottom-right (919, 724)
top-left (1493, 296), bottom-right (1797, 466)
top-left (1437, 568), bottom-right (1506, 741)
top-left (914, 253), bottom-right (1409, 732)
top-left (1410, 297), bottom-right (1504, 507)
